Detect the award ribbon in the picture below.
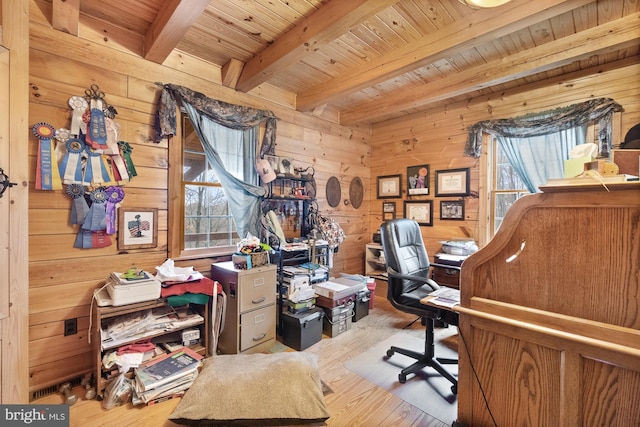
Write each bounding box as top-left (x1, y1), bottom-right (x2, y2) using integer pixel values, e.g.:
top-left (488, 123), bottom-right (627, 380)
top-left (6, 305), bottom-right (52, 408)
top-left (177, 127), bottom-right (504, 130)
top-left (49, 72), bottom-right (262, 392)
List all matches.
top-left (82, 187), bottom-right (108, 232)
top-left (68, 96), bottom-right (88, 136)
top-left (66, 184), bottom-right (89, 225)
top-left (83, 146), bottom-right (115, 186)
top-left (104, 186), bottom-right (125, 235)
top-left (58, 138), bottom-right (85, 184)
top-left (33, 122), bottom-right (63, 190)
top-left (118, 141), bottom-right (137, 178)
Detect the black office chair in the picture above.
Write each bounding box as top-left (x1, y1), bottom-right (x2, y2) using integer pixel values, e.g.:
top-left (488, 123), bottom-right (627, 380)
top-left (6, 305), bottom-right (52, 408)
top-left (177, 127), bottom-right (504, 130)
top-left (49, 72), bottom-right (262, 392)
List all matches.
top-left (380, 218), bottom-right (458, 394)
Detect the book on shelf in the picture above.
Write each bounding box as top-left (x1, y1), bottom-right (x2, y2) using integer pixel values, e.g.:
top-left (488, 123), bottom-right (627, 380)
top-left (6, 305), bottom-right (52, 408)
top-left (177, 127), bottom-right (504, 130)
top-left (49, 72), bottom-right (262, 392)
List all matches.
top-left (134, 346), bottom-right (203, 392)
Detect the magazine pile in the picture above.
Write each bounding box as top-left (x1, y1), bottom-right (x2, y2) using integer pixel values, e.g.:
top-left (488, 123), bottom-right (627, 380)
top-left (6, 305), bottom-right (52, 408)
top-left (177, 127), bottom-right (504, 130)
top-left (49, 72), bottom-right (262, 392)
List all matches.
top-left (132, 346), bottom-right (203, 405)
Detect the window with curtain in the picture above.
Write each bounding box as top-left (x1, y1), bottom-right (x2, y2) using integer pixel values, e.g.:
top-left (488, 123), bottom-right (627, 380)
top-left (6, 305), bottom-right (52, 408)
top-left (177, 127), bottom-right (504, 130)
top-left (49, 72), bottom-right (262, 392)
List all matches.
top-left (466, 98), bottom-right (623, 241)
top-left (181, 114), bottom-right (243, 252)
top-left (158, 83), bottom-right (279, 258)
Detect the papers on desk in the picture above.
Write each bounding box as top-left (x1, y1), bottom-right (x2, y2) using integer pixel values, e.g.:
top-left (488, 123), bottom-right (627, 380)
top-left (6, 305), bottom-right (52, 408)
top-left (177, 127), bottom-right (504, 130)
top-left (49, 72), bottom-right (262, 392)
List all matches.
top-left (428, 287), bottom-right (460, 308)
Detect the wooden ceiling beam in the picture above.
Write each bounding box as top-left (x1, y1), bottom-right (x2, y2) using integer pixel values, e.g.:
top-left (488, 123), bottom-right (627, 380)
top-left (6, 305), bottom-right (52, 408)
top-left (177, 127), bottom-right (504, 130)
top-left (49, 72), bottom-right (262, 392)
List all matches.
top-left (222, 58), bottom-right (245, 89)
top-left (52, 0), bottom-right (80, 36)
top-left (297, 0), bottom-right (594, 112)
top-left (235, 0), bottom-right (397, 93)
top-left (143, 0), bottom-right (210, 64)
top-left (341, 13), bottom-right (640, 125)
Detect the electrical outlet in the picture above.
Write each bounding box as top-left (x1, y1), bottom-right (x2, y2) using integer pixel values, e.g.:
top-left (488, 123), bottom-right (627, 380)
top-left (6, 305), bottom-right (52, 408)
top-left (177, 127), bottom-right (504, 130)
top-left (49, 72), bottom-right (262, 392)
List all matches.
top-left (64, 318), bottom-right (77, 336)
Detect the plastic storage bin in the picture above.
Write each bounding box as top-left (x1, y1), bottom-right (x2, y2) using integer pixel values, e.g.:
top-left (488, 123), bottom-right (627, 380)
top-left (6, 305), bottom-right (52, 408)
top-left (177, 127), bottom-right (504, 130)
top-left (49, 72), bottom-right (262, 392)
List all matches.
top-left (322, 302), bottom-right (353, 337)
top-left (281, 307), bottom-right (324, 350)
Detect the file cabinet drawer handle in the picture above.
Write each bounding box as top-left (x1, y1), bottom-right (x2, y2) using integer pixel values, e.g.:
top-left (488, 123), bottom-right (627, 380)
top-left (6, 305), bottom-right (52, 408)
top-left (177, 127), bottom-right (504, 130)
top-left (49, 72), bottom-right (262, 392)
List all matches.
top-left (252, 297), bottom-right (266, 304)
top-left (253, 333), bottom-right (267, 342)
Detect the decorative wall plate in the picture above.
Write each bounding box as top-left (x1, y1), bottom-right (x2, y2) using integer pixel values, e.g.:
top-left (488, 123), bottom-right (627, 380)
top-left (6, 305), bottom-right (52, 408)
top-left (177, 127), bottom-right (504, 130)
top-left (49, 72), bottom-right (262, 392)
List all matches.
top-left (326, 176), bottom-right (341, 207)
top-left (349, 177), bottom-right (363, 209)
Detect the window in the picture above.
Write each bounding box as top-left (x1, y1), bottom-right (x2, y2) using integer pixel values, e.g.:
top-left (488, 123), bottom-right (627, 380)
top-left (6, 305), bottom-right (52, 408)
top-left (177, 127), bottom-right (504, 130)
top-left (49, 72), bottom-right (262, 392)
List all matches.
top-left (490, 137), bottom-right (529, 234)
top-left (168, 114), bottom-right (243, 258)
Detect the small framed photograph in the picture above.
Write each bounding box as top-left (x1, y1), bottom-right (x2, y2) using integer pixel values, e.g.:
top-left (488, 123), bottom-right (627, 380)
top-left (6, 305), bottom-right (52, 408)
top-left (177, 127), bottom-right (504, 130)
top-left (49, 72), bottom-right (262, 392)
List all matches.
top-left (404, 200), bottom-right (433, 226)
top-left (435, 168), bottom-right (470, 197)
top-left (279, 157), bottom-right (295, 176)
top-left (118, 208), bottom-right (158, 250)
top-left (407, 164), bottom-right (430, 195)
top-left (377, 174), bottom-right (402, 198)
top-left (440, 200), bottom-right (465, 220)
top-left (382, 201), bottom-right (396, 221)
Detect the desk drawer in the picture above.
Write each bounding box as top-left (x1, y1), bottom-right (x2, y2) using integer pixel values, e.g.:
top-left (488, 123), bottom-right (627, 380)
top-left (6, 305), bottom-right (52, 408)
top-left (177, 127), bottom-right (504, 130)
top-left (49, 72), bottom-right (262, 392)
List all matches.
top-left (432, 268), bottom-right (460, 289)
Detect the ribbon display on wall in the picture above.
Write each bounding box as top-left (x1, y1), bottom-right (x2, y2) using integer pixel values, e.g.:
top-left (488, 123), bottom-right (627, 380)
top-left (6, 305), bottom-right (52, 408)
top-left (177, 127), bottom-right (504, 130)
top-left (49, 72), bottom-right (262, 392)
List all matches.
top-left (34, 83), bottom-right (140, 249)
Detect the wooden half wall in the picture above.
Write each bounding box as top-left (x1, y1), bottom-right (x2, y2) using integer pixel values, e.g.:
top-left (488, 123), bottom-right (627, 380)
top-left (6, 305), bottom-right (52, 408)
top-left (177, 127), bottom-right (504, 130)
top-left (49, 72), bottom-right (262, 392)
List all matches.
top-left (27, 1), bottom-right (371, 393)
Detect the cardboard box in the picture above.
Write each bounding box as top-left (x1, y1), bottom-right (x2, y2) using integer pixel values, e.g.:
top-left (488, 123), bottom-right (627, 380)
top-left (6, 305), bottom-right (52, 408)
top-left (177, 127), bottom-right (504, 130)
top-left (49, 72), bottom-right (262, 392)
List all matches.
top-left (181, 328), bottom-right (200, 346)
top-left (313, 276), bottom-right (366, 300)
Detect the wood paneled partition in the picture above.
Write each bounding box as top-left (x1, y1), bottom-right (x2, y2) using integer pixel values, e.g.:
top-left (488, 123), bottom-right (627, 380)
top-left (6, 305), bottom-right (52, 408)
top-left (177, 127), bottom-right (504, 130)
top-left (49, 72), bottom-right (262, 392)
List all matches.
top-left (457, 184), bottom-right (640, 426)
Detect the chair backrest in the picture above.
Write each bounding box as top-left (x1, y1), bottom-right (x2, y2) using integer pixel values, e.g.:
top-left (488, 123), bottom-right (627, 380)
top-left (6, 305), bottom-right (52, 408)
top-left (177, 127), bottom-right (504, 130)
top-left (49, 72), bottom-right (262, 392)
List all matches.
top-left (380, 219), bottom-right (432, 300)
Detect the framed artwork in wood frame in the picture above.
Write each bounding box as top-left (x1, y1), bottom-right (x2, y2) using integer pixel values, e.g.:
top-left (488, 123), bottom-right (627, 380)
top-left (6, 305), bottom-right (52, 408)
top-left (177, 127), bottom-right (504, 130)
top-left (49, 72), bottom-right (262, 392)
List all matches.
top-left (118, 208), bottom-right (158, 250)
top-left (435, 167), bottom-right (470, 197)
top-left (382, 201), bottom-right (396, 221)
top-left (407, 164), bottom-right (430, 195)
top-left (377, 174), bottom-right (402, 198)
top-left (404, 200), bottom-right (433, 226)
top-left (440, 200), bottom-right (465, 220)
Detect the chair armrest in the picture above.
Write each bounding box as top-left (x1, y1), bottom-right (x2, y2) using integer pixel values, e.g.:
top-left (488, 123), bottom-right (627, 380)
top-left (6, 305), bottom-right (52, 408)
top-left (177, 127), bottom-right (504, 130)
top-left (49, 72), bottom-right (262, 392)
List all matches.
top-left (387, 268), bottom-right (439, 288)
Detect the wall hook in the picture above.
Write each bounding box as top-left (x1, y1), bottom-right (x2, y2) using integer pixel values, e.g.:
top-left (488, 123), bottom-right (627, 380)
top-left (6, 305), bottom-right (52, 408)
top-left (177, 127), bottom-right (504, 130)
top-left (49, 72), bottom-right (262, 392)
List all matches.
top-left (0, 168), bottom-right (17, 199)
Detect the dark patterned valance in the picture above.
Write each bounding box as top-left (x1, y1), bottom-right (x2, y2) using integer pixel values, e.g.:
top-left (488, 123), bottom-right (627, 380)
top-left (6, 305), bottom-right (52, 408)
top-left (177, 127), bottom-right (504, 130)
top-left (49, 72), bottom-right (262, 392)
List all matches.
top-left (156, 83), bottom-right (279, 156)
top-left (464, 98), bottom-right (623, 158)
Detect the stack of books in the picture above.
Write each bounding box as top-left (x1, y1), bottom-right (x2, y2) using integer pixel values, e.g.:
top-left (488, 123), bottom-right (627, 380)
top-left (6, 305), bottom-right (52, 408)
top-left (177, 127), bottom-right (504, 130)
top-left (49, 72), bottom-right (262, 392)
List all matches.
top-left (132, 347), bottom-right (203, 405)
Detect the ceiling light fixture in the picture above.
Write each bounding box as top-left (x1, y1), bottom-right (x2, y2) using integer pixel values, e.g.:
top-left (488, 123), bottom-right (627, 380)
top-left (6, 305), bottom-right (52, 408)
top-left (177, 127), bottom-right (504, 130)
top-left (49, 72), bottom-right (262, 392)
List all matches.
top-left (459, 0), bottom-right (513, 8)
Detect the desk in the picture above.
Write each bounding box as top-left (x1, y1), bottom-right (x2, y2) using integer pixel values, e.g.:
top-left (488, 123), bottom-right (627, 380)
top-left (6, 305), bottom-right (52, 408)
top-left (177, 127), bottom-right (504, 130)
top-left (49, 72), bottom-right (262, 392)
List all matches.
top-left (420, 287), bottom-right (460, 326)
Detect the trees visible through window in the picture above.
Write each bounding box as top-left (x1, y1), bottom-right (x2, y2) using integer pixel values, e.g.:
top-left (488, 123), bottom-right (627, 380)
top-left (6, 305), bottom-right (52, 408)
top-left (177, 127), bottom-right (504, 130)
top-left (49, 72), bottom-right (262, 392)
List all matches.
top-left (491, 137), bottom-right (528, 234)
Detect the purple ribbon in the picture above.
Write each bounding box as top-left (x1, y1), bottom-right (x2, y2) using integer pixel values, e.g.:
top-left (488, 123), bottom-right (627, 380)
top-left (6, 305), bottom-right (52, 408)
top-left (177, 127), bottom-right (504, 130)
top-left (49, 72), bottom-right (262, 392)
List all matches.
top-left (104, 186), bottom-right (125, 235)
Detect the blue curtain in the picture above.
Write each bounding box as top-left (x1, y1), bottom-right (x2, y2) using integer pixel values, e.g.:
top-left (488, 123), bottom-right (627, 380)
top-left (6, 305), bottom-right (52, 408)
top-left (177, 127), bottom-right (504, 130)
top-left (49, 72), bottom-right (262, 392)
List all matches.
top-left (183, 102), bottom-right (264, 238)
top-left (497, 126), bottom-right (586, 192)
top-left (157, 84), bottom-right (280, 239)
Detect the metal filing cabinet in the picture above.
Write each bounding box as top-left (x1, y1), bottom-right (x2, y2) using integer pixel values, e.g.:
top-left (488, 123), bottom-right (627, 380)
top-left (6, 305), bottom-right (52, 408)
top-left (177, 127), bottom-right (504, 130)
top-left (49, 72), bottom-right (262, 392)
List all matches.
top-left (211, 262), bottom-right (277, 354)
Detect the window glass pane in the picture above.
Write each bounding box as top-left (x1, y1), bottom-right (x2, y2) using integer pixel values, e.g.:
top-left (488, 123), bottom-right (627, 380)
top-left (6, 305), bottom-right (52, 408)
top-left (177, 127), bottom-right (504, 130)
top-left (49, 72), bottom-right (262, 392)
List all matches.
top-left (494, 192), bottom-right (519, 232)
top-left (184, 185), bottom-right (237, 249)
top-left (495, 145), bottom-right (526, 191)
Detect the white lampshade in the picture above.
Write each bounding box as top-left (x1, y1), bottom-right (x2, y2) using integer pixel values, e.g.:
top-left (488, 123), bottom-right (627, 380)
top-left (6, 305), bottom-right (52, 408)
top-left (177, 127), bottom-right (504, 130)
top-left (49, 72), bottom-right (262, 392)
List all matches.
top-left (461, 0), bottom-right (513, 8)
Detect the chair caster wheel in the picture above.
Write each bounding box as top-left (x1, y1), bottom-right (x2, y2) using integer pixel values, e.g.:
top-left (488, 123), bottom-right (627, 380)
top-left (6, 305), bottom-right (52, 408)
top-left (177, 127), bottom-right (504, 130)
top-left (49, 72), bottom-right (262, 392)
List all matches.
top-left (386, 349), bottom-right (394, 358)
top-left (451, 384), bottom-right (457, 395)
top-left (398, 374), bottom-right (407, 384)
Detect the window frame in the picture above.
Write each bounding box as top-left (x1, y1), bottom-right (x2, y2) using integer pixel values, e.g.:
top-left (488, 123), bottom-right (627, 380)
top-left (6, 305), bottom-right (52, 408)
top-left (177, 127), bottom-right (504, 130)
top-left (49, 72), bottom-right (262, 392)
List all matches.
top-left (168, 109), bottom-right (238, 260)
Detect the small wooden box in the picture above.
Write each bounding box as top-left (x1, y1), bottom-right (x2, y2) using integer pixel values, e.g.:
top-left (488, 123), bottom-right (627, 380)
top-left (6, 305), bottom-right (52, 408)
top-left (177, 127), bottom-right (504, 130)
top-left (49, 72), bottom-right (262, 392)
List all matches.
top-left (611, 149), bottom-right (640, 176)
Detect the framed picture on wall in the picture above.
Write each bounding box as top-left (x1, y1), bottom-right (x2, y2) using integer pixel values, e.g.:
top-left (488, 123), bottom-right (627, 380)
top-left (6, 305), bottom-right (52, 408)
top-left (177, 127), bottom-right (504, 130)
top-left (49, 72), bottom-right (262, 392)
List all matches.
top-left (404, 200), bottom-right (433, 226)
top-left (407, 164), bottom-right (430, 195)
top-left (435, 168), bottom-right (470, 197)
top-left (440, 200), bottom-right (465, 220)
top-left (382, 201), bottom-right (396, 221)
top-left (377, 174), bottom-right (402, 198)
top-left (118, 208), bottom-right (158, 250)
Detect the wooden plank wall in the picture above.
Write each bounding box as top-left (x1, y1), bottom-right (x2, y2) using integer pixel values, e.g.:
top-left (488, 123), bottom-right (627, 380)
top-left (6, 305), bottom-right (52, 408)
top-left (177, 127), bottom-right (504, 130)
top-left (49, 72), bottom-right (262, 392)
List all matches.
top-left (27, 1), bottom-right (371, 392)
top-left (369, 58), bottom-right (640, 259)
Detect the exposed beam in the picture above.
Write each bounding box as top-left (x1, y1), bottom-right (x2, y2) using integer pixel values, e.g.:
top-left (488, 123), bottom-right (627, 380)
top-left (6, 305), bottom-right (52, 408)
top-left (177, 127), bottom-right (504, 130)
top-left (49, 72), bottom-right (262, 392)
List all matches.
top-left (296, 0), bottom-right (594, 112)
top-left (52, 0), bottom-right (80, 36)
top-left (341, 13), bottom-right (640, 125)
top-left (143, 0), bottom-right (210, 64)
top-left (235, 0), bottom-right (397, 93)
top-left (221, 58), bottom-right (245, 89)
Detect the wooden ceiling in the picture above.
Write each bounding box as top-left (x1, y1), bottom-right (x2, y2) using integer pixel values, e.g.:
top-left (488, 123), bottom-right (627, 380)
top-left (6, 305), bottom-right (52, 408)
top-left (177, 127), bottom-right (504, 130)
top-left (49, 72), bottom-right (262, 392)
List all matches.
top-left (51, 0), bottom-right (640, 126)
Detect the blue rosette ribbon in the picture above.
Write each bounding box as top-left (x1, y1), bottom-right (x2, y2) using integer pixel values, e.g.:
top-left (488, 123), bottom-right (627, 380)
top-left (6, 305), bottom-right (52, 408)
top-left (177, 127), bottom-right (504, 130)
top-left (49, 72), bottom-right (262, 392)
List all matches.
top-left (59, 138), bottom-right (85, 184)
top-left (104, 186), bottom-right (125, 235)
top-left (82, 187), bottom-right (108, 232)
top-left (65, 184), bottom-right (89, 225)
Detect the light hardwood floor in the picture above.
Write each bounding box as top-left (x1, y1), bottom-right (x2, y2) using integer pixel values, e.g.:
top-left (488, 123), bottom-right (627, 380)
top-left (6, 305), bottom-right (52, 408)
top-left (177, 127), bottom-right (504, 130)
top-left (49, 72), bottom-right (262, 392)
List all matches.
top-left (34, 291), bottom-right (458, 427)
